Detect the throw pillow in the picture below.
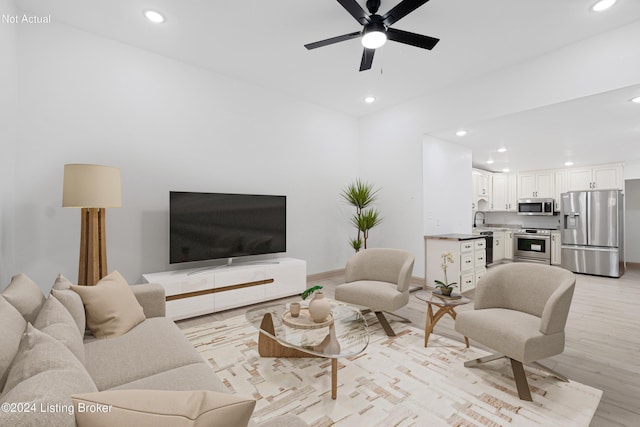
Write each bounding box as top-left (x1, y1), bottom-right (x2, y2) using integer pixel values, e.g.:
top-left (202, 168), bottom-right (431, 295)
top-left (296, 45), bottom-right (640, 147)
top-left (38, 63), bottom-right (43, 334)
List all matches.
top-left (34, 294), bottom-right (85, 363)
top-left (71, 271), bottom-right (145, 339)
top-left (52, 273), bottom-right (75, 290)
top-left (0, 297), bottom-right (27, 391)
top-left (71, 389), bottom-right (256, 427)
top-left (0, 324), bottom-right (98, 427)
top-left (51, 288), bottom-right (86, 335)
top-left (1, 273), bottom-right (45, 323)
top-left (51, 274), bottom-right (87, 335)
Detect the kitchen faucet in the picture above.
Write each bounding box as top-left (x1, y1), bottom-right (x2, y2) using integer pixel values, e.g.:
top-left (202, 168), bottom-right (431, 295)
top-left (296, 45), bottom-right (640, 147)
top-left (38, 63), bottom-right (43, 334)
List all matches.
top-left (473, 211), bottom-right (485, 228)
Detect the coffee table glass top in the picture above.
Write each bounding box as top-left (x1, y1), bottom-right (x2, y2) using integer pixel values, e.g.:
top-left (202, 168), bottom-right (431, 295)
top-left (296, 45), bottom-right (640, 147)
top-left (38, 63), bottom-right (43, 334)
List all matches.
top-left (245, 302), bottom-right (369, 358)
top-left (415, 289), bottom-right (472, 306)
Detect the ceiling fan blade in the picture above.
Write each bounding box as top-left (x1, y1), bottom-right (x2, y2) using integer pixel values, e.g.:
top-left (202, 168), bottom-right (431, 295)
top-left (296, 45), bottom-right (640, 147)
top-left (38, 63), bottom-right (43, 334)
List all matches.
top-left (304, 31), bottom-right (362, 50)
top-left (337, 0), bottom-right (371, 25)
top-left (359, 48), bottom-right (375, 71)
top-left (382, 0), bottom-right (430, 26)
top-left (386, 27), bottom-right (439, 50)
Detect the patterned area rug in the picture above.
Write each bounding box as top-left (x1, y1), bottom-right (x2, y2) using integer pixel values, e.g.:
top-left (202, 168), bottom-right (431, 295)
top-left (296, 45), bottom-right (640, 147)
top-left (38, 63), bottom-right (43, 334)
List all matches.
top-left (182, 315), bottom-right (601, 426)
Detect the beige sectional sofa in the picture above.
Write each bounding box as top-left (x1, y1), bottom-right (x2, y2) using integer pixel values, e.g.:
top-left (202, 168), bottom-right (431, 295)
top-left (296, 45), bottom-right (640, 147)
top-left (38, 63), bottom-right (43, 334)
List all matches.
top-left (1, 273), bottom-right (306, 427)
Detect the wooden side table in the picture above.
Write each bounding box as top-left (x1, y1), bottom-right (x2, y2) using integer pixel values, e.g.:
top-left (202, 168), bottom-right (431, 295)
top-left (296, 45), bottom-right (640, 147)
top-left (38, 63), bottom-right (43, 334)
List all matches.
top-left (415, 290), bottom-right (472, 347)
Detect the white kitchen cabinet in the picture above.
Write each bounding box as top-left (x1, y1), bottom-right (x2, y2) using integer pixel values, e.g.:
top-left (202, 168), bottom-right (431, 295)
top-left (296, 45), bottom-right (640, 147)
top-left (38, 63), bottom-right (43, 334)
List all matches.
top-left (143, 258), bottom-right (306, 320)
top-left (425, 236), bottom-right (486, 294)
top-left (473, 169), bottom-right (492, 211)
top-left (493, 231), bottom-right (505, 262)
top-left (504, 230), bottom-right (514, 260)
top-left (517, 170), bottom-right (554, 198)
top-left (565, 164), bottom-right (623, 192)
top-left (554, 170), bottom-right (566, 212)
top-left (492, 174), bottom-right (517, 211)
top-left (551, 231), bottom-right (562, 265)
top-left (473, 169), bottom-right (491, 198)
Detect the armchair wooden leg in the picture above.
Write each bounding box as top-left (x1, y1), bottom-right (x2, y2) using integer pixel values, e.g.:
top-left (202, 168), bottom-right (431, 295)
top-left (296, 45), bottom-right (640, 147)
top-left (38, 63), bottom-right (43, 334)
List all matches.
top-left (510, 359), bottom-right (533, 401)
top-left (374, 311), bottom-right (396, 337)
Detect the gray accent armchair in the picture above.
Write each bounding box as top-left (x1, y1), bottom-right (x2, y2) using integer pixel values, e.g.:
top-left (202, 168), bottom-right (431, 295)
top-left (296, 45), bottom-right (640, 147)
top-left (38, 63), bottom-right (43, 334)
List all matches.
top-left (455, 262), bottom-right (576, 401)
top-left (335, 248), bottom-right (415, 336)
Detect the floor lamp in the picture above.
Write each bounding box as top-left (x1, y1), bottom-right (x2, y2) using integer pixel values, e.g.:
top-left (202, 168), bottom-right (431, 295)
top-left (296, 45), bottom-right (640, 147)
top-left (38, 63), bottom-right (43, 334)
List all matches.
top-left (63, 164), bottom-right (122, 286)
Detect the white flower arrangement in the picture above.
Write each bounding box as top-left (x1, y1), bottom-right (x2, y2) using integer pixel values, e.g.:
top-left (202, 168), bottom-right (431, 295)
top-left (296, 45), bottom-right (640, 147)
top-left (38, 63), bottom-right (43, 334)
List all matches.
top-left (434, 251), bottom-right (458, 293)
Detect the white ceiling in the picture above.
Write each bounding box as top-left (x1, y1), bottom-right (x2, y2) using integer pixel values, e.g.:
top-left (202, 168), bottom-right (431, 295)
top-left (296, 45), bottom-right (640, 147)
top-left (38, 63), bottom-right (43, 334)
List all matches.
top-left (14, 0), bottom-right (640, 172)
top-left (431, 83), bottom-right (640, 173)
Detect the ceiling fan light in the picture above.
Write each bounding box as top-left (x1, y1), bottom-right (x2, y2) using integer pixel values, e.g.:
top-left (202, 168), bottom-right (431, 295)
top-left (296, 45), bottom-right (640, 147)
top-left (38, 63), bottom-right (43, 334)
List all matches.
top-left (362, 31), bottom-right (387, 49)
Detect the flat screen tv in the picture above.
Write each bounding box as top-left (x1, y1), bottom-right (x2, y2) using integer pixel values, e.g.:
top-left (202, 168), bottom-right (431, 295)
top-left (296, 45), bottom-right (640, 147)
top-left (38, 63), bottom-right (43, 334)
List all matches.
top-left (169, 191), bottom-right (286, 264)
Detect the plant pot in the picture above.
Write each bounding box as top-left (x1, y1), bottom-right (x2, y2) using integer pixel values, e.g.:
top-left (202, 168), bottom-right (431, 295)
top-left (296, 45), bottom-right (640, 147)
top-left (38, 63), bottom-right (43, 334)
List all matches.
top-left (440, 288), bottom-right (452, 296)
top-left (308, 291), bottom-right (331, 323)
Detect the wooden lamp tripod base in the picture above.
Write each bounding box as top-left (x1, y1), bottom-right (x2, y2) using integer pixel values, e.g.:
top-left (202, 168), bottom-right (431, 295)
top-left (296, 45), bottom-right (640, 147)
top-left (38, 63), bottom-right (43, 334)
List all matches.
top-left (78, 208), bottom-right (108, 286)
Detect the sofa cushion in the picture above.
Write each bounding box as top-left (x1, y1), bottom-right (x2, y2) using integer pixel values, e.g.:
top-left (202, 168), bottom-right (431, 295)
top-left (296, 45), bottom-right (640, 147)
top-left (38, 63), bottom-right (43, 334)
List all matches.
top-left (111, 362), bottom-right (227, 393)
top-left (0, 324), bottom-right (98, 427)
top-left (84, 317), bottom-right (204, 390)
top-left (71, 389), bottom-right (255, 427)
top-left (1, 273), bottom-right (45, 323)
top-left (0, 297), bottom-right (27, 391)
top-left (34, 294), bottom-right (85, 363)
top-left (71, 271), bottom-right (145, 339)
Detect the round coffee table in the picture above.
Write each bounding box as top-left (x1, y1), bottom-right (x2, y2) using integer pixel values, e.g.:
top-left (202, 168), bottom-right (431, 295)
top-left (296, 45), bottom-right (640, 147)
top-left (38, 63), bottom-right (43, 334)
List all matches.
top-left (415, 290), bottom-right (472, 347)
top-left (245, 302), bottom-right (369, 399)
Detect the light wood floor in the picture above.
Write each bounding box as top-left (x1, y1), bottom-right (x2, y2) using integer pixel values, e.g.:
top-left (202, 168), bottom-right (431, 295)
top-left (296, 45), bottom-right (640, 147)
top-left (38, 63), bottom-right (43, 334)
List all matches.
top-left (177, 264), bottom-right (640, 427)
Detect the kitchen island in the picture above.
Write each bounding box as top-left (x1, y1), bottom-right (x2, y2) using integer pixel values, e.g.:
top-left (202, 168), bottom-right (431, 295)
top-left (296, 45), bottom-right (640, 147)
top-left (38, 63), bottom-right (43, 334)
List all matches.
top-left (425, 234), bottom-right (487, 293)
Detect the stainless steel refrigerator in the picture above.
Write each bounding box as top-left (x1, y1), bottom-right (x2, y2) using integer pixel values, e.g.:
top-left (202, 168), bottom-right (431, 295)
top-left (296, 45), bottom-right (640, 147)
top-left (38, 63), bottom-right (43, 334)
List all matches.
top-left (561, 190), bottom-right (624, 277)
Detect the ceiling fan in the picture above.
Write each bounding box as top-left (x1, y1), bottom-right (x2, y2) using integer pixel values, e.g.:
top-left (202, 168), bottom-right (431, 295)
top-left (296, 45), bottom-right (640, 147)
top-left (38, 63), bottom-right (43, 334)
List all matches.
top-left (305, 0), bottom-right (440, 71)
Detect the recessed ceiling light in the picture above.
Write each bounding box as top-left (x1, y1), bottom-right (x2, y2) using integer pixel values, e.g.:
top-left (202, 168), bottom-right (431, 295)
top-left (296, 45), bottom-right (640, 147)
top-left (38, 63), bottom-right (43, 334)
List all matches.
top-left (630, 96), bottom-right (640, 104)
top-left (592, 0), bottom-right (616, 12)
top-left (486, 159), bottom-right (494, 164)
top-left (363, 96), bottom-right (376, 104)
top-left (565, 161), bottom-right (574, 166)
top-left (144, 10), bottom-right (165, 24)
top-left (455, 130), bottom-right (467, 137)
top-left (502, 168), bottom-right (510, 173)
top-left (497, 147), bottom-right (507, 153)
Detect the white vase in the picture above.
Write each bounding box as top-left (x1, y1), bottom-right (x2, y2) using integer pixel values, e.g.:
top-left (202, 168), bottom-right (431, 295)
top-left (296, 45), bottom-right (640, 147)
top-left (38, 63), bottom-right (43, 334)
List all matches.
top-left (308, 291), bottom-right (331, 323)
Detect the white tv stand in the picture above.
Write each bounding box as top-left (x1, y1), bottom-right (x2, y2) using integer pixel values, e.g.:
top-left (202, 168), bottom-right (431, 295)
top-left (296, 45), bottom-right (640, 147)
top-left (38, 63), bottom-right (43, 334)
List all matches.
top-left (143, 258), bottom-right (306, 321)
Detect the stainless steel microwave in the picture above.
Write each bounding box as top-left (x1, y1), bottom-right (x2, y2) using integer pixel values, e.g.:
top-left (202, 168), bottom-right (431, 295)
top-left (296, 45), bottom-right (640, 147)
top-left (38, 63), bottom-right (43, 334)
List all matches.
top-left (517, 198), bottom-right (554, 215)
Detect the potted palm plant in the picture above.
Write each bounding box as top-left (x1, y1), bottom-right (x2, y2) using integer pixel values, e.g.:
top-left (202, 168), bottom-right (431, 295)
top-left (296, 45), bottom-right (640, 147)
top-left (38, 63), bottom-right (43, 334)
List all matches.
top-left (341, 179), bottom-right (382, 252)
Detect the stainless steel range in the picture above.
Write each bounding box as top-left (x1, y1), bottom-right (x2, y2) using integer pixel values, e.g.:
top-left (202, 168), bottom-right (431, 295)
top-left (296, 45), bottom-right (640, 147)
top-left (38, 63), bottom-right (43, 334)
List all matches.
top-left (513, 228), bottom-right (552, 264)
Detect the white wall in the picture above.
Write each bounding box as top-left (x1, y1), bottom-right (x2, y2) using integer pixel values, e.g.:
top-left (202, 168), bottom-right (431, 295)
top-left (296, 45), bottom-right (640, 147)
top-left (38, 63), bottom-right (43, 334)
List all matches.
top-left (625, 162), bottom-right (640, 180)
top-left (0, 0), bottom-right (18, 284)
top-left (359, 20), bottom-right (640, 277)
top-left (625, 179), bottom-right (640, 263)
top-left (423, 136), bottom-right (472, 236)
top-left (15, 22), bottom-right (359, 290)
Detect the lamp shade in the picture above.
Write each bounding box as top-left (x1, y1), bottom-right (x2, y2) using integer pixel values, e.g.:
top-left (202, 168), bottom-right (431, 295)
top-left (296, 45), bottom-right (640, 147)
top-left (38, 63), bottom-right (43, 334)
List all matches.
top-left (62, 164), bottom-right (122, 208)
